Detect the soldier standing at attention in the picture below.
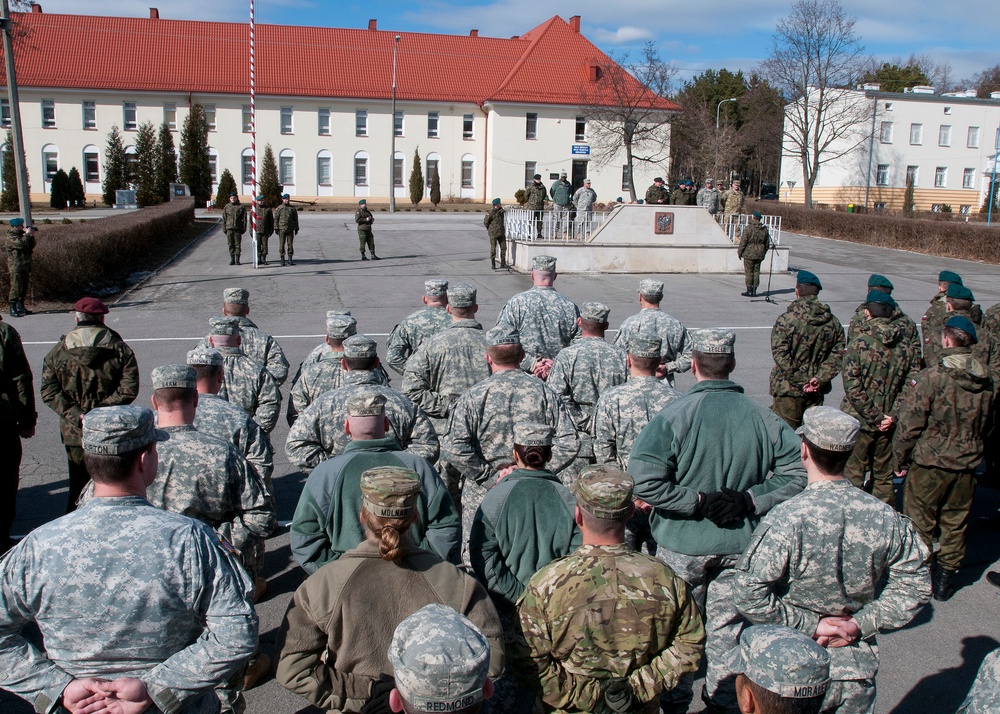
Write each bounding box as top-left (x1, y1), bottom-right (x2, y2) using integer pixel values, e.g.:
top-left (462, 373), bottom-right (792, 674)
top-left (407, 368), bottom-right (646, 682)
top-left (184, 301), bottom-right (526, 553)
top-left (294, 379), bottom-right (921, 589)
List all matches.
top-left (513, 465), bottom-right (705, 714)
top-left (846, 274), bottom-right (921, 360)
top-left (386, 279), bottom-right (452, 375)
top-left (483, 198), bottom-right (509, 269)
top-left (941, 284), bottom-right (1000, 383)
top-left (571, 178), bottom-right (597, 237)
top-left (253, 194), bottom-right (273, 265)
top-left (0, 405), bottom-right (258, 714)
top-left (222, 191), bottom-right (247, 265)
top-left (645, 176), bottom-right (670, 205)
top-left (737, 211), bottom-right (770, 297)
top-left (524, 173), bottom-right (548, 239)
top-left (729, 626), bottom-right (832, 714)
top-left (720, 179), bottom-right (745, 215)
top-left (207, 316), bottom-right (281, 433)
top-left (41, 297), bottom-right (139, 511)
top-left (0, 310), bottom-right (34, 554)
top-left (355, 198), bottom-right (378, 260)
top-left (6, 217), bottom-right (35, 317)
top-left (287, 315), bottom-right (359, 426)
top-left (769, 271), bottom-right (845, 430)
top-left (273, 193), bottom-right (299, 266)
top-left (614, 278), bottom-right (691, 387)
top-left (197, 287), bottom-right (290, 386)
top-left (894, 316), bottom-right (994, 601)
top-left (550, 171), bottom-right (573, 238)
top-left (696, 177), bottom-right (720, 215)
top-left (921, 270), bottom-right (984, 364)
top-left (735, 407), bottom-right (931, 713)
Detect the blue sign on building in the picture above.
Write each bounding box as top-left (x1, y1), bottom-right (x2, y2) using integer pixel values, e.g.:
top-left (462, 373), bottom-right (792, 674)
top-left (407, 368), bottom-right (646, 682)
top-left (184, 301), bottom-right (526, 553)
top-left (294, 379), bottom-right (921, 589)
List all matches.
top-left (571, 144), bottom-right (591, 156)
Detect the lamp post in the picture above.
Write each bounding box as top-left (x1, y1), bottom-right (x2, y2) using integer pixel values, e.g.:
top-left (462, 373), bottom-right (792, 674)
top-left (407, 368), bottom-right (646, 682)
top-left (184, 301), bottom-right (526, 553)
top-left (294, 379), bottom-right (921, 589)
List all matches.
top-left (989, 127), bottom-right (999, 226)
top-left (389, 34), bottom-right (400, 213)
top-left (715, 97), bottom-right (738, 182)
top-left (716, 97), bottom-right (738, 129)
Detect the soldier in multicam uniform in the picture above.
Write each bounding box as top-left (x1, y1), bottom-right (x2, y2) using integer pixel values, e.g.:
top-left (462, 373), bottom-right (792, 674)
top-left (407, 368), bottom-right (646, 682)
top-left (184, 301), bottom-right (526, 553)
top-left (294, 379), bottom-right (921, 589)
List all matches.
top-left (614, 278), bottom-right (691, 387)
top-left (207, 316), bottom-right (281, 433)
top-left (483, 198), bottom-right (509, 269)
top-left (386, 279), bottom-right (452, 375)
top-left (769, 271), bottom-right (845, 430)
top-left (958, 647), bottom-right (1000, 714)
top-left (840, 291), bottom-right (922, 506)
top-left (0, 405), bottom-right (258, 714)
top-left (41, 297), bottom-right (139, 511)
top-left (921, 270), bottom-right (984, 365)
top-left (513, 464), bottom-right (704, 714)
top-left (0, 309), bottom-right (35, 554)
top-left (355, 198), bottom-right (378, 260)
top-left (737, 211), bottom-right (770, 297)
top-left (388, 604), bottom-right (497, 714)
top-left (524, 173), bottom-right (548, 240)
top-left (735, 406), bottom-right (931, 714)
top-left (253, 194), bottom-right (273, 265)
top-left (645, 176), bottom-right (671, 205)
top-left (628, 328), bottom-right (806, 712)
top-left (495, 254), bottom-right (580, 378)
top-left (696, 177), bottom-right (720, 214)
top-left (5, 217), bottom-right (36, 317)
top-left (272, 192), bottom-right (299, 266)
top-left (895, 316), bottom-right (994, 601)
top-left (196, 287), bottom-right (290, 385)
top-left (276, 466), bottom-right (504, 714)
top-left (729, 625), bottom-right (831, 714)
top-left (222, 191), bottom-right (247, 265)
top-left (720, 179), bottom-right (745, 215)
top-left (285, 334), bottom-right (440, 468)
top-left (846, 275), bottom-right (921, 360)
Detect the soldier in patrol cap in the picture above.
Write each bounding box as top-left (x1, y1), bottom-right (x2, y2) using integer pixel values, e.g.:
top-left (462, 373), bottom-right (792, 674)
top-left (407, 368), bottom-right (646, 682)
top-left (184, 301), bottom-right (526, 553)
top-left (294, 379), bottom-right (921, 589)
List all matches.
top-left (514, 464), bottom-right (704, 714)
top-left (729, 625), bottom-right (831, 714)
top-left (614, 278), bottom-right (691, 387)
top-left (207, 315), bottom-right (281, 432)
top-left (386, 279), bottom-right (452, 375)
top-left (288, 314), bottom-right (360, 426)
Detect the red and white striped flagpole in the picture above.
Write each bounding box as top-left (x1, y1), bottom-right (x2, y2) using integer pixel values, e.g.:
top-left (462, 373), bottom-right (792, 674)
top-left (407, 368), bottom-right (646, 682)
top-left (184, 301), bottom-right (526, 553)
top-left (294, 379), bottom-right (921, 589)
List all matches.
top-left (249, 0), bottom-right (258, 267)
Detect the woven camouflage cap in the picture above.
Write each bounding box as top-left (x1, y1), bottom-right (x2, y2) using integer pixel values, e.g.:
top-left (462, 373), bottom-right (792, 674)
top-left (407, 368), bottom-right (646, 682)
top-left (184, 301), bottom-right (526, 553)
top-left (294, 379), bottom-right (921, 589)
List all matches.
top-left (448, 284), bottom-right (477, 308)
top-left (327, 309), bottom-right (352, 318)
top-left (637, 278), bottom-right (664, 297)
top-left (574, 464), bottom-right (633, 519)
top-left (945, 315), bottom-right (978, 343)
top-left (360, 466), bottom-right (421, 518)
top-left (796, 406), bottom-right (860, 452)
top-left (938, 270), bottom-right (962, 285)
top-left (728, 625), bottom-right (830, 699)
top-left (532, 255), bottom-right (556, 272)
top-left (581, 301), bottom-right (610, 323)
top-left (487, 326), bottom-right (521, 346)
top-left (690, 328), bottom-right (735, 355)
top-left (209, 316), bottom-right (240, 336)
top-left (868, 274), bottom-right (893, 290)
top-left (151, 364), bottom-right (197, 390)
top-left (326, 315), bottom-right (358, 340)
top-left (82, 405), bottom-right (166, 456)
top-left (424, 279), bottom-right (449, 298)
top-left (946, 283), bottom-right (975, 302)
top-left (513, 422), bottom-right (553, 447)
top-left (223, 287), bottom-right (249, 305)
top-left (389, 604), bottom-right (490, 712)
top-left (346, 391), bottom-right (386, 417)
top-left (187, 348), bottom-right (223, 367)
top-left (343, 334), bottom-right (378, 359)
top-left (628, 336), bottom-right (662, 359)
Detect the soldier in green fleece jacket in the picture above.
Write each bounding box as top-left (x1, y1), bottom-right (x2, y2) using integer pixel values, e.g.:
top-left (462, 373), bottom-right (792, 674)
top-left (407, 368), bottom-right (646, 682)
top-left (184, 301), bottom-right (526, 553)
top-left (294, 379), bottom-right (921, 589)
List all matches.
top-left (628, 328), bottom-right (806, 712)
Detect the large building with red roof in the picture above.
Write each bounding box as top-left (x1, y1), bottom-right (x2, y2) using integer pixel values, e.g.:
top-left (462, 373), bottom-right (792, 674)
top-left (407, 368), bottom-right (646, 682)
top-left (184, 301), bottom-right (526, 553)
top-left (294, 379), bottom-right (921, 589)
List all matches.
top-left (0, 6), bottom-right (678, 204)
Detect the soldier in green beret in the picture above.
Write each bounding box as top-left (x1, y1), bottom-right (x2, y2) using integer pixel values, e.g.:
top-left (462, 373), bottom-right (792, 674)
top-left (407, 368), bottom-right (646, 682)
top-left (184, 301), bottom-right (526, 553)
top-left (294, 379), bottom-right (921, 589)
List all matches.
top-left (355, 198), bottom-right (378, 260)
top-left (253, 195), bottom-right (273, 265)
top-left (483, 198), bottom-right (508, 270)
top-left (5, 218), bottom-right (36, 317)
top-left (644, 177), bottom-right (670, 206)
top-left (273, 193), bottom-right (299, 266)
top-left (222, 192), bottom-right (247, 265)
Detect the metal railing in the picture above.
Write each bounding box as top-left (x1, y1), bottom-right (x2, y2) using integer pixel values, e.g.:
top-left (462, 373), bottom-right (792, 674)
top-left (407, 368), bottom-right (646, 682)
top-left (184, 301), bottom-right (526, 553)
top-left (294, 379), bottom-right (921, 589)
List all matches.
top-left (715, 213), bottom-right (782, 246)
top-left (506, 208), bottom-right (611, 242)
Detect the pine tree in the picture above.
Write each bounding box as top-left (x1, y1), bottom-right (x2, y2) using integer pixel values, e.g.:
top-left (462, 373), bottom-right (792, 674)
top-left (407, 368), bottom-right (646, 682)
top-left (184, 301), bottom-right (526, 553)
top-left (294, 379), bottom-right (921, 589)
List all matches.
top-left (429, 163), bottom-right (441, 207)
top-left (214, 169), bottom-right (237, 209)
top-left (1, 130), bottom-right (21, 212)
top-left (67, 166), bottom-right (85, 207)
top-left (408, 148), bottom-right (424, 205)
top-left (258, 144), bottom-right (281, 207)
top-left (154, 122), bottom-right (178, 202)
top-left (134, 121), bottom-right (160, 207)
top-left (179, 103), bottom-right (212, 205)
top-left (902, 173), bottom-right (915, 216)
top-left (49, 168), bottom-right (70, 209)
top-left (102, 124), bottom-right (128, 206)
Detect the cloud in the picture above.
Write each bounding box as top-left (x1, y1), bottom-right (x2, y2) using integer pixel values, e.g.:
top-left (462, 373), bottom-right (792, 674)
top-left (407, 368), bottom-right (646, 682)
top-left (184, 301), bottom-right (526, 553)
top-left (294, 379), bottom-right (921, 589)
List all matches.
top-left (590, 26), bottom-right (654, 45)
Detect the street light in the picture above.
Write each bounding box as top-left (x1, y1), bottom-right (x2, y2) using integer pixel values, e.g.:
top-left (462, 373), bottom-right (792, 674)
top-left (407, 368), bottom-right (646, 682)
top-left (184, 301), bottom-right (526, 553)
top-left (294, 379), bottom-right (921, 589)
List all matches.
top-left (389, 34), bottom-right (400, 213)
top-left (989, 127), bottom-right (999, 226)
top-left (716, 97), bottom-right (738, 129)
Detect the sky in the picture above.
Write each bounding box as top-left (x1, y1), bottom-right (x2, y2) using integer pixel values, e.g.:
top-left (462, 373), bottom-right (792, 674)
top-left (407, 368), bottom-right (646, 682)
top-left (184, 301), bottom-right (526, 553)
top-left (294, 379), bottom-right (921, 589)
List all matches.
top-left (24, 0), bottom-right (1000, 89)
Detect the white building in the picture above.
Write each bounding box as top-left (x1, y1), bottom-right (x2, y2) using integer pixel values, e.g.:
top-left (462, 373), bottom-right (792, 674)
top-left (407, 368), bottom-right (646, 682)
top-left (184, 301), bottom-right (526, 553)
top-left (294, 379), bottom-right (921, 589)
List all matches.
top-left (780, 84), bottom-right (1000, 213)
top-left (0, 7), bottom-right (678, 205)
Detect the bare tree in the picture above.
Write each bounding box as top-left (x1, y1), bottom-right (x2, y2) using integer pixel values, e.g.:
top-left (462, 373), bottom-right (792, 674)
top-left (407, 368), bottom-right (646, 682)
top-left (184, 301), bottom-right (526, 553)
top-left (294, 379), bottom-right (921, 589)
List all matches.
top-left (761, 0), bottom-right (870, 207)
top-left (580, 42), bottom-right (677, 202)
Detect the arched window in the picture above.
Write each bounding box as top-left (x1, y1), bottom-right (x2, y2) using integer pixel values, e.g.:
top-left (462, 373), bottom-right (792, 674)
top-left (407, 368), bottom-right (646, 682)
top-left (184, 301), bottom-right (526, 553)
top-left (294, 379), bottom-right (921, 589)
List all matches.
top-left (425, 152), bottom-right (441, 198)
top-left (207, 147), bottom-right (219, 189)
top-left (317, 149), bottom-right (333, 197)
top-left (83, 145), bottom-right (100, 187)
top-left (460, 153), bottom-right (475, 198)
top-left (279, 149), bottom-right (295, 188)
top-left (41, 143), bottom-right (59, 191)
top-left (124, 145), bottom-right (137, 184)
top-left (241, 148), bottom-right (254, 191)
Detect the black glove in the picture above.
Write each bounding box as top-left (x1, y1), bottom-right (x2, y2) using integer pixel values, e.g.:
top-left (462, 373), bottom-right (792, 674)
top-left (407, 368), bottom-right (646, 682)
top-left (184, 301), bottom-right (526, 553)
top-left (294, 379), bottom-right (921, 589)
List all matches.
top-left (706, 487), bottom-right (755, 526)
top-left (602, 677), bottom-right (637, 713)
top-left (695, 491), bottom-right (725, 520)
top-left (361, 674), bottom-right (395, 714)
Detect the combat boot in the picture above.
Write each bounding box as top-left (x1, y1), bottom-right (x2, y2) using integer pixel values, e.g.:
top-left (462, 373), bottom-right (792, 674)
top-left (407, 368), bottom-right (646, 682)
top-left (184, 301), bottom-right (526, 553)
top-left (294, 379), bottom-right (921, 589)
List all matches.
top-left (500, 259), bottom-right (509, 269)
top-left (235, 255), bottom-right (241, 265)
top-left (17, 300), bottom-right (28, 315)
top-left (371, 253), bottom-right (380, 260)
top-left (361, 254), bottom-right (368, 261)
top-left (229, 255), bottom-right (236, 266)
top-left (288, 258), bottom-right (295, 266)
top-left (8, 301), bottom-right (20, 317)
top-left (750, 287), bottom-right (757, 297)
top-left (741, 287), bottom-right (752, 297)
top-left (932, 567), bottom-right (956, 601)
top-left (491, 259), bottom-right (496, 270)
top-left (280, 258), bottom-right (286, 266)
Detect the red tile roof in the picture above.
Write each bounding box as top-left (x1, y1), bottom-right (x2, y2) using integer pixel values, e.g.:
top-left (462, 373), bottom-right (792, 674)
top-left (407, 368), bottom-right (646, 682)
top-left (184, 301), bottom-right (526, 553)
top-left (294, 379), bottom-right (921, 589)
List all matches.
top-left (0, 11), bottom-right (679, 111)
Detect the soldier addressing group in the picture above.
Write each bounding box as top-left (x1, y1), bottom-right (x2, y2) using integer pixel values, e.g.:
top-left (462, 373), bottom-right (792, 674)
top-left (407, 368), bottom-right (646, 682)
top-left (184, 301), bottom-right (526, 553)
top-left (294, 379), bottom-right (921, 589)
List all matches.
top-left (483, 198), bottom-right (509, 269)
top-left (273, 193), bottom-right (299, 266)
top-left (737, 211), bottom-right (770, 298)
top-left (222, 191), bottom-right (247, 266)
top-left (355, 198), bottom-right (378, 260)
top-left (6, 217), bottom-right (36, 317)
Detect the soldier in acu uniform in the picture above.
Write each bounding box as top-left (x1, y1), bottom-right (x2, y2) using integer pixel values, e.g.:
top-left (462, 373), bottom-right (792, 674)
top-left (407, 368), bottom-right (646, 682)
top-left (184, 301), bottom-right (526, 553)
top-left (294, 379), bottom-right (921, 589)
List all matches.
top-left (253, 194), bottom-right (273, 265)
top-left (697, 177), bottom-right (720, 214)
top-left (523, 173), bottom-right (548, 239)
top-left (483, 198), bottom-right (508, 268)
top-left (222, 191), bottom-right (247, 265)
top-left (735, 406), bottom-right (931, 713)
top-left (197, 287), bottom-right (290, 385)
top-left (273, 192), bottom-right (299, 266)
top-left (737, 211), bottom-right (770, 297)
top-left (729, 625), bottom-right (831, 714)
top-left (386, 278), bottom-right (452, 375)
top-left (207, 316), bottom-right (281, 433)
top-left (958, 648), bottom-right (1000, 714)
top-left (513, 464), bottom-right (705, 714)
top-left (614, 278), bottom-right (691, 387)
top-left (288, 314), bottom-right (358, 426)
top-left (5, 217), bottom-right (36, 317)
top-left (645, 176), bottom-right (670, 205)
top-left (355, 198), bottom-right (378, 260)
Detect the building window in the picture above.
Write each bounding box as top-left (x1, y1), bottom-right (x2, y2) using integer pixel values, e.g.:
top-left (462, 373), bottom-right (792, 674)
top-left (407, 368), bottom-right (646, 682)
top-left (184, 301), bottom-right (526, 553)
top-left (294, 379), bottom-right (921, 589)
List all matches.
top-left (356, 110), bottom-right (367, 137)
top-left (879, 121), bottom-right (893, 143)
top-left (241, 152), bottom-right (253, 186)
top-left (354, 155), bottom-right (368, 185)
top-left (394, 110), bottom-right (404, 138)
top-left (280, 106), bottom-right (293, 135)
top-left (393, 154), bottom-right (404, 187)
top-left (163, 102), bottom-right (176, 130)
top-left (575, 116), bottom-right (587, 142)
top-left (905, 165), bottom-right (918, 186)
top-left (0, 99), bottom-right (9, 128)
top-left (461, 158), bottom-right (473, 188)
top-left (427, 111), bottom-right (439, 138)
top-left (41, 100), bottom-right (55, 128)
top-left (82, 101), bottom-right (96, 130)
top-left (425, 157), bottom-right (439, 190)
top-left (968, 126), bottom-right (980, 148)
top-left (318, 108), bottom-right (330, 136)
top-left (279, 150), bottom-right (294, 185)
top-left (944, 106), bottom-right (952, 115)
top-left (931, 204), bottom-right (944, 212)
top-left (463, 114), bottom-right (474, 140)
top-left (525, 112), bottom-right (538, 140)
top-left (204, 104), bottom-right (216, 131)
top-left (876, 164), bottom-right (889, 186)
top-left (884, 102), bottom-right (893, 111)
top-left (122, 102), bottom-right (137, 131)
top-left (621, 165), bottom-right (630, 191)
top-left (963, 168), bottom-right (975, 189)
top-left (934, 166), bottom-right (947, 188)
top-left (242, 105), bottom-right (252, 133)
top-left (84, 147), bottom-right (99, 183)
top-left (909, 123), bottom-right (922, 145)
top-left (960, 205), bottom-right (971, 214)
top-left (524, 161), bottom-right (536, 187)
top-left (317, 154), bottom-right (332, 185)
top-left (42, 146), bottom-right (58, 182)
top-left (938, 125), bottom-right (951, 147)
top-left (208, 148), bottom-right (218, 184)
top-left (125, 146), bottom-right (138, 183)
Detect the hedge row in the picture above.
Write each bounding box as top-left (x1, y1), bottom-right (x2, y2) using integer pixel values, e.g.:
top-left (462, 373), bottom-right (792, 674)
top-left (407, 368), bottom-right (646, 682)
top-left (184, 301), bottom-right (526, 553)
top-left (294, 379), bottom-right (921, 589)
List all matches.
top-left (0, 198), bottom-right (195, 302)
top-left (757, 201), bottom-right (1000, 265)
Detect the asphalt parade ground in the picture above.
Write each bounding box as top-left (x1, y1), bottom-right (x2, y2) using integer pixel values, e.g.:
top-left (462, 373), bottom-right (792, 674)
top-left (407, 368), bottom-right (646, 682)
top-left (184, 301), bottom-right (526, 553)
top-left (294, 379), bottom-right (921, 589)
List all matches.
top-left (3, 209), bottom-right (999, 713)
